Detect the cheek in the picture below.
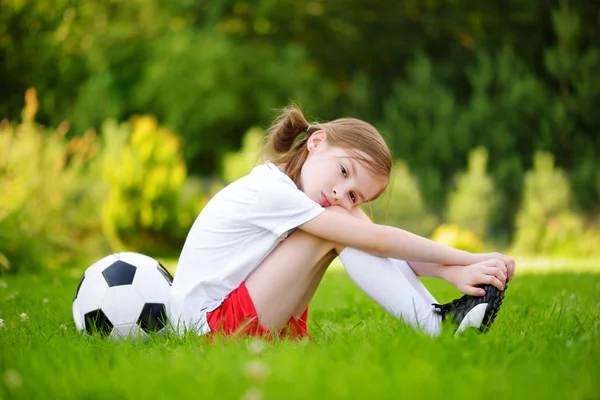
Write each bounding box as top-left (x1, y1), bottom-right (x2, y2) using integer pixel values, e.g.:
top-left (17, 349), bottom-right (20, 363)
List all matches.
top-left (300, 173), bottom-right (316, 195)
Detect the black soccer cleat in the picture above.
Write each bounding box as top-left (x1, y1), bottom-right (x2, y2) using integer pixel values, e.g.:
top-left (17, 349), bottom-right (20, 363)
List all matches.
top-left (433, 284), bottom-right (506, 335)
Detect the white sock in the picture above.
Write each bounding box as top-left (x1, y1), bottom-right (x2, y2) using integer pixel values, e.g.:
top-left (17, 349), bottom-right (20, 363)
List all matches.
top-left (389, 258), bottom-right (439, 305)
top-left (338, 247), bottom-right (442, 336)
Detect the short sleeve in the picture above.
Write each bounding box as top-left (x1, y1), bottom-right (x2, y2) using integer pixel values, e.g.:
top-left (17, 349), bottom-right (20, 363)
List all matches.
top-left (247, 178), bottom-right (324, 236)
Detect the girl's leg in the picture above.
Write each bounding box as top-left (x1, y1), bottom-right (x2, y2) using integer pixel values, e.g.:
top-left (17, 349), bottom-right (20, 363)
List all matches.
top-left (291, 249), bottom-right (337, 317)
top-left (245, 207), bottom-right (442, 336)
top-left (347, 207), bottom-right (438, 306)
top-left (290, 254), bottom-right (438, 319)
top-left (339, 248), bottom-right (442, 336)
top-left (245, 228), bottom-right (339, 330)
top-left (389, 259), bottom-right (438, 305)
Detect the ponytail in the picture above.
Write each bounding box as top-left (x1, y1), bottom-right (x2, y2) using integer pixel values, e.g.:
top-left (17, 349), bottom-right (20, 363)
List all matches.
top-left (260, 106), bottom-right (315, 186)
top-left (263, 106), bottom-right (310, 154)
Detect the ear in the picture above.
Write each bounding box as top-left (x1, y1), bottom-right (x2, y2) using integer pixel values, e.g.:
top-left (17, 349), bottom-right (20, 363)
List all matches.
top-left (307, 130), bottom-right (327, 153)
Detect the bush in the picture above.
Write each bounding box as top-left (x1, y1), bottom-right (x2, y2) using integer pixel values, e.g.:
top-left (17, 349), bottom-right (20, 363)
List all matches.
top-left (512, 151), bottom-right (599, 256)
top-left (445, 147), bottom-right (495, 239)
top-left (0, 89), bottom-right (107, 273)
top-left (368, 161), bottom-right (438, 237)
top-left (223, 127), bottom-right (264, 183)
top-left (379, 54), bottom-right (465, 211)
top-left (100, 116), bottom-right (205, 255)
top-left (0, 89), bottom-right (228, 273)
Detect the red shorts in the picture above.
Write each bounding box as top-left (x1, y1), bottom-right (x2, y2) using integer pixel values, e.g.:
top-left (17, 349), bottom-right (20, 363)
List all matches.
top-left (206, 282), bottom-right (310, 340)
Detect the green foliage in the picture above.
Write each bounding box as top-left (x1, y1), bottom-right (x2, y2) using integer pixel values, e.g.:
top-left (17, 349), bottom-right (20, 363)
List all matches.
top-left (3, 0), bottom-right (599, 202)
top-left (512, 152), bottom-right (599, 257)
top-left (380, 26), bottom-right (600, 236)
top-left (464, 45), bottom-right (550, 235)
top-left (543, 1), bottom-right (600, 211)
top-left (380, 54), bottom-right (464, 209)
top-left (0, 90), bottom-right (107, 274)
top-left (445, 147), bottom-right (495, 239)
top-left (134, 31), bottom-right (337, 174)
top-left (100, 116), bottom-right (204, 255)
top-left (222, 127), bottom-right (264, 183)
top-left (1, 0), bottom-right (600, 260)
top-left (369, 161), bottom-right (437, 237)
top-left (0, 93), bottom-right (222, 273)
top-left (380, 45), bottom-right (550, 234)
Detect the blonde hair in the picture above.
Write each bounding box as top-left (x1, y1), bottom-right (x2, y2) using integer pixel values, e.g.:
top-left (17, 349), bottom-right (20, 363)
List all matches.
top-left (261, 105), bottom-right (392, 201)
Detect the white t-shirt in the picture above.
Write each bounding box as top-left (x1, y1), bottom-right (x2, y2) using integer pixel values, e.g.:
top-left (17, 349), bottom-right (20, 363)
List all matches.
top-left (169, 162), bottom-right (325, 335)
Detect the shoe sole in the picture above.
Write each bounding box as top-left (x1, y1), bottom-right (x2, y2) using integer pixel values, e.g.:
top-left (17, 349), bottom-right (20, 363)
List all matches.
top-left (480, 284), bottom-right (505, 332)
top-left (454, 284), bottom-right (506, 335)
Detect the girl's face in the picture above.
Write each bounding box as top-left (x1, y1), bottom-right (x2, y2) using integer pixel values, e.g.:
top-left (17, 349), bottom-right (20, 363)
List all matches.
top-left (299, 131), bottom-right (388, 211)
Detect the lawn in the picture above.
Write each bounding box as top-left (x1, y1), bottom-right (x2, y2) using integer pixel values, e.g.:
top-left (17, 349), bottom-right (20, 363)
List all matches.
top-left (0, 266), bottom-right (599, 399)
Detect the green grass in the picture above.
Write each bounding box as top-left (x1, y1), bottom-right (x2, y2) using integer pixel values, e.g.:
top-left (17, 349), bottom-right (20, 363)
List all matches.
top-left (1, 268), bottom-right (599, 400)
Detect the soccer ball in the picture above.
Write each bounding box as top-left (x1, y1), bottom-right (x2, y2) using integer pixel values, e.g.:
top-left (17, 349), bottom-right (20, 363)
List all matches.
top-left (72, 252), bottom-right (173, 340)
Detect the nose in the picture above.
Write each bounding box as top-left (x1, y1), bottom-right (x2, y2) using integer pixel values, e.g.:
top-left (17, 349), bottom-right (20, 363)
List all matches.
top-left (331, 188), bottom-right (351, 211)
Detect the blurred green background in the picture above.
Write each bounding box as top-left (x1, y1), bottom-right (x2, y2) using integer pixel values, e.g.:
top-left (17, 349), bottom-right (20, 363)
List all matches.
top-left (1, 0), bottom-right (599, 274)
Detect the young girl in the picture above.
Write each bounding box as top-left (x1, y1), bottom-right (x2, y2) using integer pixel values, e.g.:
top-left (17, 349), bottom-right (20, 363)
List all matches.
top-left (169, 106), bottom-right (515, 339)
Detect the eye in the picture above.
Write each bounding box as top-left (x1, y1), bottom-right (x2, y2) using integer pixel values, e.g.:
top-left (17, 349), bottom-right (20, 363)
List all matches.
top-left (349, 192), bottom-right (356, 203)
top-left (340, 165), bottom-right (348, 177)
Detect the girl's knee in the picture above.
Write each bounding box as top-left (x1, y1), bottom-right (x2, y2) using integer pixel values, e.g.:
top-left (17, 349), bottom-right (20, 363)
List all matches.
top-left (286, 225), bottom-right (336, 253)
top-left (320, 206), bottom-right (351, 254)
top-left (285, 207), bottom-right (350, 253)
top-left (288, 206), bottom-right (366, 255)
top-left (326, 205), bottom-right (349, 214)
top-left (326, 206), bottom-right (370, 253)
top-left (330, 205), bottom-right (372, 223)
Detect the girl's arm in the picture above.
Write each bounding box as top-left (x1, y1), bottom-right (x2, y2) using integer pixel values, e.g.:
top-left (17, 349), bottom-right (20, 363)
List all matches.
top-left (407, 261), bottom-right (448, 278)
top-left (350, 206), bottom-right (470, 279)
top-left (299, 210), bottom-right (478, 266)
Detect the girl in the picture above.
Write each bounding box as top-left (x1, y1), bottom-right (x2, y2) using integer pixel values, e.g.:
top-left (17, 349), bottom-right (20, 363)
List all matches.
top-left (169, 106), bottom-right (515, 339)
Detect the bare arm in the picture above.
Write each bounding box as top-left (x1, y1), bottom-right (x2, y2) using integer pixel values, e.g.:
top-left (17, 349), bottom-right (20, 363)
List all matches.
top-left (301, 206), bottom-right (514, 296)
top-left (349, 207), bottom-right (455, 280)
top-left (351, 207), bottom-right (458, 279)
top-left (407, 261), bottom-right (449, 278)
top-left (299, 209), bottom-right (477, 266)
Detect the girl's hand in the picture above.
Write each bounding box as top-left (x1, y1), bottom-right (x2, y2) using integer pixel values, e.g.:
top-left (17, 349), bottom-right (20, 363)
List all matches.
top-left (445, 259), bottom-right (509, 297)
top-left (470, 252), bottom-right (516, 281)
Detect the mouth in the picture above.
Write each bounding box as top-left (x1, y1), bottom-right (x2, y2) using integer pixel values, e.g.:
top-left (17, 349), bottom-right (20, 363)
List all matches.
top-left (320, 192), bottom-right (330, 207)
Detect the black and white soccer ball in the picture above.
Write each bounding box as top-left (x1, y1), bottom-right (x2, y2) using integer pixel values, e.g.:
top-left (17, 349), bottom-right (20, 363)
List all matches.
top-left (72, 252), bottom-right (173, 340)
